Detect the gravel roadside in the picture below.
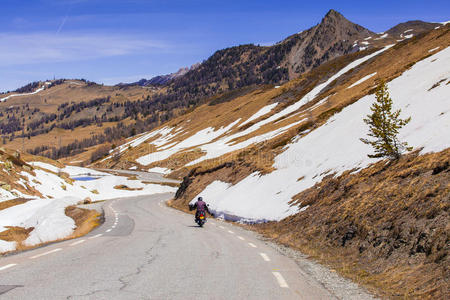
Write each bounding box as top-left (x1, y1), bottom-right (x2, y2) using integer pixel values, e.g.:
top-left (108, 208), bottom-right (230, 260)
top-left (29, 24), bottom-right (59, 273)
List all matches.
top-left (258, 236), bottom-right (377, 300)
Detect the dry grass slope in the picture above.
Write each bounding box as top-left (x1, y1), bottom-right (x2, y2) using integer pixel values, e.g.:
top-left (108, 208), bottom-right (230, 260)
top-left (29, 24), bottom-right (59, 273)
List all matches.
top-left (65, 206), bottom-right (102, 238)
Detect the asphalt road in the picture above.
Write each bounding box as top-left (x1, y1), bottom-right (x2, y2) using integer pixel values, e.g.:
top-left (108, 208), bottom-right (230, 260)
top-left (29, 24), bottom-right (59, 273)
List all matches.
top-left (0, 193), bottom-right (335, 299)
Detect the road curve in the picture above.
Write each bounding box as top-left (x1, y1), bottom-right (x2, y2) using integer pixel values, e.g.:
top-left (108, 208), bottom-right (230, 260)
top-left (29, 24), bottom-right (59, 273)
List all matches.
top-left (0, 193), bottom-right (334, 299)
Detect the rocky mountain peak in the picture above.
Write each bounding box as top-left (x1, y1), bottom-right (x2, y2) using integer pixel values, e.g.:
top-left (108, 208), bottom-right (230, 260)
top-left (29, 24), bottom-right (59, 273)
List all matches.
top-left (322, 9), bottom-right (346, 23)
top-left (319, 9), bottom-right (372, 35)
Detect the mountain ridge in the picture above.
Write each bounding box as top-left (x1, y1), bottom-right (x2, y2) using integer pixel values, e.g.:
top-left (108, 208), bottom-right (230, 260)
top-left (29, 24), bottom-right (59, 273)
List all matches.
top-left (127, 9), bottom-right (438, 89)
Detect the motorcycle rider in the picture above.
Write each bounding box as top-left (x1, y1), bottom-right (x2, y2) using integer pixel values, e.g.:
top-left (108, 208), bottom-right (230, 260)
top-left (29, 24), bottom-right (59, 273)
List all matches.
top-left (189, 197), bottom-right (212, 221)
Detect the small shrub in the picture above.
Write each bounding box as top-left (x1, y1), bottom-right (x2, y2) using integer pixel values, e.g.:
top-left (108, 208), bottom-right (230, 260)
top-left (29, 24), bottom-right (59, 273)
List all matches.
top-left (4, 160), bottom-right (12, 170)
top-left (361, 80), bottom-right (412, 160)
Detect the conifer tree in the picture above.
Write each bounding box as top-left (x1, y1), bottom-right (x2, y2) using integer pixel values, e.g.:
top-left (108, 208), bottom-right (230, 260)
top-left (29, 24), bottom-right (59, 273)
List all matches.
top-left (360, 80), bottom-right (412, 159)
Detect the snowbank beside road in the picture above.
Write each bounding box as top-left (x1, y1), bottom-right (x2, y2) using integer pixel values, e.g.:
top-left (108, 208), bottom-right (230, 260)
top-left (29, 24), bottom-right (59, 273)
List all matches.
top-left (0, 163), bottom-right (176, 253)
top-left (0, 197), bottom-right (79, 247)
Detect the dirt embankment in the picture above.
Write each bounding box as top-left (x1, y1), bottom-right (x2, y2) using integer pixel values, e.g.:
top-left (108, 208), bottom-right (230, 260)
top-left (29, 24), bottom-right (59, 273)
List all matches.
top-left (253, 149), bottom-right (449, 299)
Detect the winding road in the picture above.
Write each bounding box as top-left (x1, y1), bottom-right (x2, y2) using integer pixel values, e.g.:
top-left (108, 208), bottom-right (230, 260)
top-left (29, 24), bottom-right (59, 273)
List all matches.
top-left (0, 193), bottom-right (336, 299)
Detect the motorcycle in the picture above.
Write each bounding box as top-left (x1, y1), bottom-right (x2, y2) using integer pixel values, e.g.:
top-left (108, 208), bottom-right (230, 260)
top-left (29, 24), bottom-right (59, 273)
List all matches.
top-left (196, 211), bottom-right (206, 227)
top-left (189, 203), bottom-right (210, 227)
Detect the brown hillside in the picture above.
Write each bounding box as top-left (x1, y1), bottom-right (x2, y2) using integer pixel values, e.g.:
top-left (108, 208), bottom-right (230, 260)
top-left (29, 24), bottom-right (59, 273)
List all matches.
top-left (98, 25), bottom-right (449, 176)
top-left (0, 79), bottom-right (161, 161)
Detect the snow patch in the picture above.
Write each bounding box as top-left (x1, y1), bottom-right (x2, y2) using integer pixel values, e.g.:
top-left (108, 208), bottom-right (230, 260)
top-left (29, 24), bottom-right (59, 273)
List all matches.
top-left (0, 86), bottom-right (45, 102)
top-left (239, 103), bottom-right (278, 127)
top-left (347, 72), bottom-right (377, 89)
top-left (136, 119), bottom-right (241, 166)
top-left (307, 96), bottom-right (330, 111)
top-left (30, 162), bottom-right (60, 173)
top-left (187, 119), bottom-right (305, 166)
top-left (429, 47), bottom-right (440, 53)
top-left (374, 33), bottom-right (388, 40)
top-left (148, 167), bottom-right (171, 174)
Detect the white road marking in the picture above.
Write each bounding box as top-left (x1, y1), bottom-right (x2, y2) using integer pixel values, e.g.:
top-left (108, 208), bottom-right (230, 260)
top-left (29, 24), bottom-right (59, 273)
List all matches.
top-left (260, 253), bottom-right (271, 261)
top-left (248, 242), bottom-right (257, 248)
top-left (30, 248), bottom-right (62, 259)
top-left (228, 230), bottom-right (234, 234)
top-left (237, 236), bottom-right (245, 240)
top-left (0, 264), bottom-right (17, 271)
top-left (88, 234), bottom-right (103, 239)
top-left (69, 239), bottom-right (85, 246)
top-left (106, 229), bottom-right (112, 233)
top-left (272, 272), bottom-right (289, 288)
top-left (219, 226), bottom-right (225, 229)
top-left (112, 225), bottom-right (116, 228)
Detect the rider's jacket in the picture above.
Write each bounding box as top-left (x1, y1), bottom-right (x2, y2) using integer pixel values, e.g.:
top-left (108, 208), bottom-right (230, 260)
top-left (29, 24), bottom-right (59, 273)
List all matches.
top-left (193, 200), bottom-right (210, 214)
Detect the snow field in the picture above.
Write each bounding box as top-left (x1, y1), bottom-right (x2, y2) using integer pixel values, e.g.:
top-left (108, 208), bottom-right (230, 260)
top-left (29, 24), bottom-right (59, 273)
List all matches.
top-left (183, 46), bottom-right (394, 166)
top-left (192, 47), bottom-right (450, 222)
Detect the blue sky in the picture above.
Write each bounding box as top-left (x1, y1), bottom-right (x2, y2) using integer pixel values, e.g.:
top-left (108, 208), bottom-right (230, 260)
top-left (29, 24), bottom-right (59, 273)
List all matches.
top-left (1, 0), bottom-right (448, 92)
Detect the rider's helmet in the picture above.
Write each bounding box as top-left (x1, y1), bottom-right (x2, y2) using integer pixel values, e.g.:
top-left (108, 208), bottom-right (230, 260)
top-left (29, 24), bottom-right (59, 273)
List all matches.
top-left (198, 197), bottom-right (203, 201)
